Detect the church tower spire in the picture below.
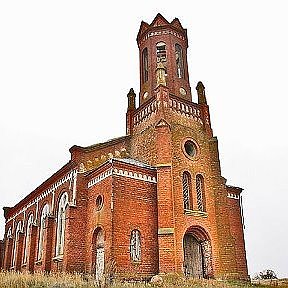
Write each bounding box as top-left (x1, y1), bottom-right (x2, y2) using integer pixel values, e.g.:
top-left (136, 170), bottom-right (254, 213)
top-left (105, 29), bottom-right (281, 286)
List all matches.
top-left (137, 13), bottom-right (191, 106)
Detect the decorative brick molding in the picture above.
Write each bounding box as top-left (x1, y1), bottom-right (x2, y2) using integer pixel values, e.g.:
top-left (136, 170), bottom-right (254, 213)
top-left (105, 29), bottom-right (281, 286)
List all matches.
top-left (6, 169), bottom-right (77, 223)
top-left (227, 193), bottom-right (240, 200)
top-left (88, 167), bottom-right (157, 189)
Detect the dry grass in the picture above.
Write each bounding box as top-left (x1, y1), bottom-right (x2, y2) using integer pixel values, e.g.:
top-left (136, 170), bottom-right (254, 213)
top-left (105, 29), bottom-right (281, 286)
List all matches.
top-left (0, 271), bottom-right (285, 288)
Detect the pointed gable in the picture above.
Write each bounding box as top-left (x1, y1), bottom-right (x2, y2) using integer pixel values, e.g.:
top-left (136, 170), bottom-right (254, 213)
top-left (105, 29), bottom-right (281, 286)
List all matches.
top-left (171, 18), bottom-right (184, 31)
top-left (150, 13), bottom-right (170, 27)
top-left (137, 21), bottom-right (150, 39)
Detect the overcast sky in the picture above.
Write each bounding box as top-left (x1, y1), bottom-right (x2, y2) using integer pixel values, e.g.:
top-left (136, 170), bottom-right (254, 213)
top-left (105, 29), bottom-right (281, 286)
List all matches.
top-left (0, 0), bottom-right (287, 279)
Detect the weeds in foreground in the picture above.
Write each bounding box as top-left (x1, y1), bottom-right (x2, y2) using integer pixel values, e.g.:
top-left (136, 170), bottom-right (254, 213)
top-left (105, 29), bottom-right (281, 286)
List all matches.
top-left (0, 271), bottom-right (284, 288)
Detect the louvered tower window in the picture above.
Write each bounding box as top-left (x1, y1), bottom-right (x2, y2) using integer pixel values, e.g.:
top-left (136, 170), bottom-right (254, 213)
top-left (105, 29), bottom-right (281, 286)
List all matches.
top-left (196, 174), bottom-right (206, 212)
top-left (182, 172), bottom-right (192, 210)
top-left (156, 42), bottom-right (167, 70)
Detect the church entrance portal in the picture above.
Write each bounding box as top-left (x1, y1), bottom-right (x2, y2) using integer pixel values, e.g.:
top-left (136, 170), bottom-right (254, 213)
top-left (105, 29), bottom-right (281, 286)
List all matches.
top-left (183, 228), bottom-right (213, 278)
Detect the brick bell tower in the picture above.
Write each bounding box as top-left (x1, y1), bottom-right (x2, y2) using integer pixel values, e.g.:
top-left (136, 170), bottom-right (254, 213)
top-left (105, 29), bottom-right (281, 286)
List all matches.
top-left (137, 13), bottom-right (192, 105)
top-left (128, 13), bottom-right (248, 280)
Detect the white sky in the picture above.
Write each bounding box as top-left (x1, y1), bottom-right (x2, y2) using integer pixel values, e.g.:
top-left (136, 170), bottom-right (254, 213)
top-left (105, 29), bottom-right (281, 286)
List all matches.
top-left (0, 0), bottom-right (287, 279)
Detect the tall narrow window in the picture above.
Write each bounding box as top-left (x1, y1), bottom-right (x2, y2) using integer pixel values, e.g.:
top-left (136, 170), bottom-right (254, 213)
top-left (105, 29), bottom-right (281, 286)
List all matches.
top-left (56, 192), bottom-right (68, 257)
top-left (130, 229), bottom-right (141, 261)
top-left (183, 172), bottom-right (192, 210)
top-left (175, 44), bottom-right (184, 78)
top-left (142, 48), bottom-right (148, 83)
top-left (7, 227), bottom-right (12, 239)
top-left (196, 175), bottom-right (206, 212)
top-left (23, 213), bottom-right (33, 263)
top-left (38, 204), bottom-right (49, 260)
top-left (12, 221), bottom-right (22, 267)
top-left (156, 42), bottom-right (167, 65)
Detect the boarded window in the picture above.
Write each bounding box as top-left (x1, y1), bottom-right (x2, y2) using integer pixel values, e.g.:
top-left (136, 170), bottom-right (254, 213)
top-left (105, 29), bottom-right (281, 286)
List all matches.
top-left (142, 48), bottom-right (148, 83)
top-left (183, 172), bottom-right (192, 210)
top-left (196, 175), bottom-right (205, 212)
top-left (175, 44), bottom-right (184, 78)
top-left (130, 229), bottom-right (141, 261)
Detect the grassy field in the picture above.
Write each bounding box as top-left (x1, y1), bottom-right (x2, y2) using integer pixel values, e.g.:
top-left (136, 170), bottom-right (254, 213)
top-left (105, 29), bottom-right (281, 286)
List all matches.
top-left (0, 271), bottom-right (286, 288)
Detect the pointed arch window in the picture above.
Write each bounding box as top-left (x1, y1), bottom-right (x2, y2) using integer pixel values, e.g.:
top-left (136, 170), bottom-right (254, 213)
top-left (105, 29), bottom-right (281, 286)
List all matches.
top-left (175, 44), bottom-right (184, 78)
top-left (23, 213), bottom-right (33, 263)
top-left (55, 192), bottom-right (68, 257)
top-left (196, 174), bottom-right (206, 212)
top-left (12, 221), bottom-right (22, 267)
top-left (142, 48), bottom-right (148, 83)
top-left (183, 171), bottom-right (192, 210)
top-left (130, 229), bottom-right (141, 262)
top-left (7, 227), bottom-right (12, 239)
top-left (37, 204), bottom-right (49, 260)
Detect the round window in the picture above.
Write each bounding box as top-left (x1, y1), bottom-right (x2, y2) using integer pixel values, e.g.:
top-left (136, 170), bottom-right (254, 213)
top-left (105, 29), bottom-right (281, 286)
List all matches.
top-left (184, 140), bottom-right (197, 158)
top-left (96, 195), bottom-right (104, 211)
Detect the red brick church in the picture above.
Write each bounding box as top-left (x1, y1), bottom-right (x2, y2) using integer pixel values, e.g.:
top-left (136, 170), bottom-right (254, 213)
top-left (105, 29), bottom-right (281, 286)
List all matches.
top-left (0, 14), bottom-right (248, 280)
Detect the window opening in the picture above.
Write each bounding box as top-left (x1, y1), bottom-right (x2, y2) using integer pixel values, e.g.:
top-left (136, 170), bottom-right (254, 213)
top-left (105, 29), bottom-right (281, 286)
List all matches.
top-left (96, 195), bottom-right (104, 211)
top-left (156, 42), bottom-right (167, 75)
top-left (183, 172), bottom-right (192, 210)
top-left (23, 214), bottom-right (33, 263)
top-left (196, 175), bottom-right (205, 212)
top-left (56, 193), bottom-right (68, 256)
top-left (12, 221), bottom-right (22, 267)
top-left (142, 48), bottom-right (148, 83)
top-left (184, 140), bottom-right (196, 158)
top-left (175, 44), bottom-right (184, 78)
top-left (38, 204), bottom-right (49, 260)
top-left (130, 229), bottom-right (141, 261)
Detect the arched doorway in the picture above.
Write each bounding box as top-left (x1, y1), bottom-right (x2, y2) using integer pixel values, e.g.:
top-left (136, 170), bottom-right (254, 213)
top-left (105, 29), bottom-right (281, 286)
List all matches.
top-left (183, 226), bottom-right (213, 278)
top-left (92, 228), bottom-right (105, 282)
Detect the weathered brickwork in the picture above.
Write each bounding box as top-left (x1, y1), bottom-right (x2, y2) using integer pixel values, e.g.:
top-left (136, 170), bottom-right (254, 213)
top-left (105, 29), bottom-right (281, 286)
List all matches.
top-left (1, 13), bottom-right (248, 281)
top-left (0, 240), bottom-right (4, 269)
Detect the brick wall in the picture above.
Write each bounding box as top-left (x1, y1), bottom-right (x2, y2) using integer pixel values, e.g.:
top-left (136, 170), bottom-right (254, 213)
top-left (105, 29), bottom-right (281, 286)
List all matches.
top-left (0, 239), bottom-right (3, 269)
top-left (1, 14), bottom-right (248, 281)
